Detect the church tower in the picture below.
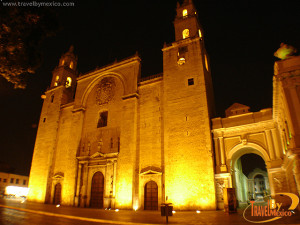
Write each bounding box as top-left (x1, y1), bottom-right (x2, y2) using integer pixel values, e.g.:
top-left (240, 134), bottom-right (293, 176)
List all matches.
top-left (28, 47), bottom-right (78, 203)
top-left (162, 0), bottom-right (216, 209)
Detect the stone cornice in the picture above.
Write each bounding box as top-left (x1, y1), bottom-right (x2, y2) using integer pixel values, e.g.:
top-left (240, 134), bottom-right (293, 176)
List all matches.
top-left (212, 120), bottom-right (275, 137)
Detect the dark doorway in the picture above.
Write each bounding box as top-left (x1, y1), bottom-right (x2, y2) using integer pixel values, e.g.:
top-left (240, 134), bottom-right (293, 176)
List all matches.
top-left (144, 181), bottom-right (158, 210)
top-left (53, 183), bottom-right (61, 205)
top-left (90, 172), bottom-right (104, 208)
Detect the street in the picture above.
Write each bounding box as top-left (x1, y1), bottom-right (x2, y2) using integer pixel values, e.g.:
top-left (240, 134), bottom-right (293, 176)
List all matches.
top-left (0, 199), bottom-right (299, 225)
top-left (0, 207), bottom-right (113, 225)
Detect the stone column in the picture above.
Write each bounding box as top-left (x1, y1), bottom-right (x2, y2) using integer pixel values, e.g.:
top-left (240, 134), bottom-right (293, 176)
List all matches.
top-left (214, 138), bottom-right (220, 169)
top-left (265, 130), bottom-right (275, 160)
top-left (264, 176), bottom-right (270, 193)
top-left (75, 163), bottom-right (82, 207)
top-left (293, 154), bottom-right (300, 195)
top-left (219, 137), bottom-right (227, 172)
top-left (80, 163), bottom-right (89, 207)
top-left (271, 128), bottom-right (282, 159)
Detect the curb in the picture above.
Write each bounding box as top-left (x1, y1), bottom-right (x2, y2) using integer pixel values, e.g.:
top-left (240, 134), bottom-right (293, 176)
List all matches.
top-left (0, 204), bottom-right (164, 225)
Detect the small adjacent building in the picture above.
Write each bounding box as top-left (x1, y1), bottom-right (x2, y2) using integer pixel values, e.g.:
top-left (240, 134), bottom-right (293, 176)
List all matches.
top-left (0, 172), bottom-right (29, 197)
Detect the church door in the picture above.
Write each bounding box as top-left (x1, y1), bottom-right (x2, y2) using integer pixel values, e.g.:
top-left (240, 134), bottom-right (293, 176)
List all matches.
top-left (53, 183), bottom-right (61, 205)
top-left (144, 181), bottom-right (158, 210)
top-left (90, 172), bottom-right (104, 208)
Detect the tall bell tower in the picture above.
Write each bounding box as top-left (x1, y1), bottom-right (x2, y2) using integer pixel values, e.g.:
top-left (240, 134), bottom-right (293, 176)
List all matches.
top-left (28, 47), bottom-right (78, 203)
top-left (162, 0), bottom-right (216, 210)
top-left (50, 45), bottom-right (78, 104)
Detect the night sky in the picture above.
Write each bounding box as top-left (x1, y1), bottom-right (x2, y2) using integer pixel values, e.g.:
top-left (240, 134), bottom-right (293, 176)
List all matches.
top-left (0, 0), bottom-right (299, 176)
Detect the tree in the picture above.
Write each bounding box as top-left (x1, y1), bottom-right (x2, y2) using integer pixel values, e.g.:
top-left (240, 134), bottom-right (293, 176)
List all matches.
top-left (0, 6), bottom-right (59, 88)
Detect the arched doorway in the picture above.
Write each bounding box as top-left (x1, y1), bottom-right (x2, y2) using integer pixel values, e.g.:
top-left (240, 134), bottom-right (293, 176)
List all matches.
top-left (53, 183), bottom-right (61, 205)
top-left (90, 172), bottom-right (104, 208)
top-left (144, 181), bottom-right (158, 210)
top-left (232, 152), bottom-right (269, 207)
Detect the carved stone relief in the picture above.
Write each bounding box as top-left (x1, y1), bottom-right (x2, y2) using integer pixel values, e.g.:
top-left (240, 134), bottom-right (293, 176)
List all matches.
top-left (96, 77), bottom-right (116, 105)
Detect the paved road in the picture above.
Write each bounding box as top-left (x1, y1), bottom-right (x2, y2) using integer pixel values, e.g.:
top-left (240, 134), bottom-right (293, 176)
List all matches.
top-left (0, 198), bottom-right (299, 225)
top-left (0, 207), bottom-right (114, 225)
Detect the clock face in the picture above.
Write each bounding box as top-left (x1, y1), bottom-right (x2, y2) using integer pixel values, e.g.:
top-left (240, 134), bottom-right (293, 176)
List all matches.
top-left (183, 29), bottom-right (190, 39)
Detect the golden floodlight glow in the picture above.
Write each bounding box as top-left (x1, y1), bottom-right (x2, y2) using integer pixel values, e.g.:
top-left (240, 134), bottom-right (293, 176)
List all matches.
top-left (165, 159), bottom-right (216, 210)
top-left (115, 178), bottom-right (133, 208)
top-left (196, 210), bottom-right (201, 213)
top-left (182, 9), bottom-right (188, 17)
top-left (172, 210), bottom-right (176, 214)
top-left (5, 186), bottom-right (29, 197)
top-left (115, 209), bottom-right (119, 212)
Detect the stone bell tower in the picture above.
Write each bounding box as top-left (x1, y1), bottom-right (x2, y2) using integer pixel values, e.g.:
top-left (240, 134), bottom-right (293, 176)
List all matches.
top-left (28, 47), bottom-right (78, 203)
top-left (162, 0), bottom-right (216, 210)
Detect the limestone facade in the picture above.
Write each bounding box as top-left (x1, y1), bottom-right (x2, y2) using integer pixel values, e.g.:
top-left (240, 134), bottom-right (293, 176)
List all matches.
top-left (27, 0), bottom-right (300, 211)
top-left (28, 0), bottom-right (215, 210)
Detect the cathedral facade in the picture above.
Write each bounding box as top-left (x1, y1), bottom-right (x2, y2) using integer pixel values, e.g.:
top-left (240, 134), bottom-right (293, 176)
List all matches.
top-left (27, 0), bottom-right (300, 210)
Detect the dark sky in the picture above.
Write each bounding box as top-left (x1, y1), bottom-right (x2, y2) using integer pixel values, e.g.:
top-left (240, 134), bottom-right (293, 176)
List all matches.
top-left (0, 0), bottom-right (299, 175)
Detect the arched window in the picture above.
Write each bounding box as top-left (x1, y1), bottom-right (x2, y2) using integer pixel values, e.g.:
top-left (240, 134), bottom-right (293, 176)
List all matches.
top-left (65, 77), bottom-right (72, 88)
top-left (54, 76), bottom-right (59, 86)
top-left (182, 9), bottom-right (188, 17)
top-left (70, 61), bottom-right (74, 69)
top-left (198, 29), bottom-right (202, 38)
top-left (182, 29), bottom-right (189, 39)
top-left (97, 111), bottom-right (108, 128)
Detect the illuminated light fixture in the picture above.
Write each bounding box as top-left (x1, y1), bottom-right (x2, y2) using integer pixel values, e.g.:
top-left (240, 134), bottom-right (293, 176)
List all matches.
top-left (196, 210), bottom-right (201, 213)
top-left (41, 95), bottom-right (46, 99)
top-left (178, 57), bottom-right (186, 65)
top-left (172, 210), bottom-right (176, 214)
top-left (105, 208), bottom-right (107, 210)
top-left (115, 209), bottom-right (119, 212)
top-left (56, 204), bottom-right (60, 208)
top-left (133, 206), bottom-right (138, 211)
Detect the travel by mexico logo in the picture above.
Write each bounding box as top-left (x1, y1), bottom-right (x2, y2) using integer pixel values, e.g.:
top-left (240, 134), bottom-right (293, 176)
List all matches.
top-left (243, 193), bottom-right (299, 223)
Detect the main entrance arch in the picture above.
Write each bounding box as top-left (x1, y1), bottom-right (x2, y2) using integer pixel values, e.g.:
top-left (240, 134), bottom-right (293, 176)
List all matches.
top-left (90, 172), bottom-right (104, 208)
top-left (144, 181), bottom-right (158, 210)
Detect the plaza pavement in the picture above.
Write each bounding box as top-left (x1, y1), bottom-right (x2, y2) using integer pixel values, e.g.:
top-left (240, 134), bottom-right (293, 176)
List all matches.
top-left (0, 198), bottom-right (299, 225)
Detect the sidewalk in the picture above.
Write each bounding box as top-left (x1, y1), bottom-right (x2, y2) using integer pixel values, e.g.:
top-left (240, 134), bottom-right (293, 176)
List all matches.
top-left (0, 198), bottom-right (299, 225)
